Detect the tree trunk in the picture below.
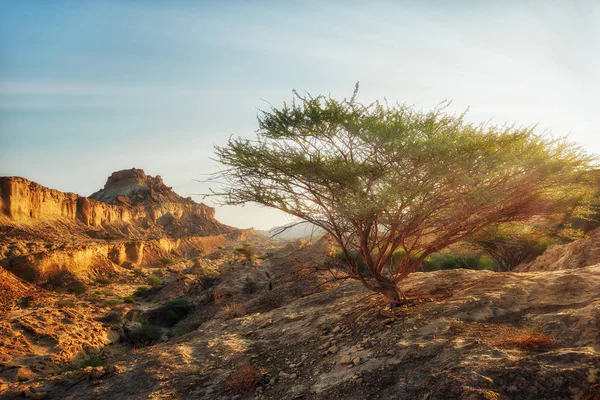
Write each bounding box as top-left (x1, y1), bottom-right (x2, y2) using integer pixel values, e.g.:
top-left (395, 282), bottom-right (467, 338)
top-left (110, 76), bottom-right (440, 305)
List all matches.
top-left (372, 274), bottom-right (406, 307)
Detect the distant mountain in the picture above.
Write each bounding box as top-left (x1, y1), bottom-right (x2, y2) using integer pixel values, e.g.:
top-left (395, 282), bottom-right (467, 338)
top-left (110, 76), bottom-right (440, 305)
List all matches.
top-left (257, 222), bottom-right (324, 240)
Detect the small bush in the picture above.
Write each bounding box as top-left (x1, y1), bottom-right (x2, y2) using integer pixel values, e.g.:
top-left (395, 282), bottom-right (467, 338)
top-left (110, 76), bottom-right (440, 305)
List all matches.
top-left (68, 282), bottom-right (88, 295)
top-left (79, 356), bottom-right (105, 368)
top-left (134, 286), bottom-right (151, 297)
top-left (97, 278), bottom-right (111, 286)
top-left (257, 252), bottom-right (274, 260)
top-left (123, 296), bottom-right (135, 304)
top-left (128, 321), bottom-right (163, 347)
top-left (103, 299), bottom-right (123, 308)
top-left (159, 257), bottom-right (175, 265)
top-left (242, 278), bottom-right (260, 294)
top-left (226, 364), bottom-right (261, 392)
top-left (169, 325), bottom-right (191, 338)
top-left (57, 299), bottom-right (76, 308)
top-left (147, 275), bottom-right (163, 287)
top-left (213, 290), bottom-right (229, 304)
top-left (149, 298), bottom-right (194, 327)
top-left (234, 243), bottom-right (256, 262)
top-left (421, 253), bottom-right (493, 272)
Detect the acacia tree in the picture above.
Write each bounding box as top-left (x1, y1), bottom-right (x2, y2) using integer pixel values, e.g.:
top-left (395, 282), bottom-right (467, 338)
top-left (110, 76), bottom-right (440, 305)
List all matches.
top-left (211, 86), bottom-right (596, 304)
top-left (469, 225), bottom-right (559, 272)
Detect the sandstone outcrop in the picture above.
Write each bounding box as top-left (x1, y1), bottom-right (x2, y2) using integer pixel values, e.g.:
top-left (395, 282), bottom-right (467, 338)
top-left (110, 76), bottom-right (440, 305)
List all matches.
top-left (0, 169), bottom-right (238, 284)
top-left (1, 169), bottom-right (230, 238)
top-left (517, 227), bottom-right (600, 272)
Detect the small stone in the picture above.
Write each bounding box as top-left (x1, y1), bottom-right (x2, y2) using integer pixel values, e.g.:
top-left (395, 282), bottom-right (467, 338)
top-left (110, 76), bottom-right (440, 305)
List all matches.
top-left (379, 309), bottom-right (395, 318)
top-left (291, 384), bottom-right (305, 398)
top-left (339, 355), bottom-right (352, 365)
top-left (332, 326), bottom-right (341, 334)
top-left (352, 357), bottom-right (361, 365)
top-left (269, 377), bottom-right (276, 385)
top-left (387, 350), bottom-right (396, 356)
top-left (278, 371), bottom-right (297, 379)
top-left (380, 318), bottom-right (394, 326)
top-left (328, 345), bottom-right (340, 354)
top-left (259, 319), bottom-right (273, 329)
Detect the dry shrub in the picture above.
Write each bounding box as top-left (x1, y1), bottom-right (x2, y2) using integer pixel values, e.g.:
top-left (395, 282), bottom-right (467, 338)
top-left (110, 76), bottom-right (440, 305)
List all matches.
top-left (213, 289), bottom-right (229, 304)
top-left (295, 263), bottom-right (315, 278)
top-left (224, 301), bottom-right (247, 318)
top-left (492, 328), bottom-right (558, 351)
top-left (226, 363), bottom-right (261, 392)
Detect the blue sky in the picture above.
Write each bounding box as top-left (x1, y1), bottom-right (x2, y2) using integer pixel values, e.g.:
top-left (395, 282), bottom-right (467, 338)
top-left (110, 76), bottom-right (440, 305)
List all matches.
top-left (1, 1), bottom-right (599, 229)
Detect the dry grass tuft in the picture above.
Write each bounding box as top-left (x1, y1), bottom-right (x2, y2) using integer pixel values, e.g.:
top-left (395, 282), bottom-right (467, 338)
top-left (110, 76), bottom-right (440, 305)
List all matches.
top-left (224, 301), bottom-right (247, 318)
top-left (453, 322), bottom-right (559, 352)
top-left (226, 363), bottom-right (261, 392)
top-left (492, 327), bottom-right (558, 351)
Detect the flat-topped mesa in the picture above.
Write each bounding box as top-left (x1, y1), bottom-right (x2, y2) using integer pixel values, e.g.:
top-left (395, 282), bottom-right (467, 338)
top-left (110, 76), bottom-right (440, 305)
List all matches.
top-left (0, 169), bottom-right (232, 238)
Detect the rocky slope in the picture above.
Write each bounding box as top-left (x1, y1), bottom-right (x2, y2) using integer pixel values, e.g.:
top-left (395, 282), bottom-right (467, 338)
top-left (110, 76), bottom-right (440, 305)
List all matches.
top-left (2, 238), bottom-right (599, 399)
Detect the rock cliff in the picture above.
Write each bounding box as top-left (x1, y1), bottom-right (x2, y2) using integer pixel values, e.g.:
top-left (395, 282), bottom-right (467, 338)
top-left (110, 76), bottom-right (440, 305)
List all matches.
top-left (0, 169), bottom-right (237, 284)
top-left (1, 169), bottom-right (229, 238)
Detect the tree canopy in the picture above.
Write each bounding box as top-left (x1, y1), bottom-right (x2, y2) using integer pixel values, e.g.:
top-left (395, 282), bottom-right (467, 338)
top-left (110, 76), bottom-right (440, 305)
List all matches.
top-left (211, 85), bottom-right (597, 303)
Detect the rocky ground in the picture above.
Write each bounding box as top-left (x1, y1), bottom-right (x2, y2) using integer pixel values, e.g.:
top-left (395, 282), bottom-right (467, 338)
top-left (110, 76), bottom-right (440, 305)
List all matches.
top-left (2, 236), bottom-right (599, 400)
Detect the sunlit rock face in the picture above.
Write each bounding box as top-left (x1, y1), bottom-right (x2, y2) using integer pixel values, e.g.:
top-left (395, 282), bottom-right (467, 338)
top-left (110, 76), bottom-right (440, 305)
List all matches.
top-left (1, 169), bottom-right (228, 236)
top-left (89, 168), bottom-right (218, 234)
top-left (0, 170), bottom-right (235, 284)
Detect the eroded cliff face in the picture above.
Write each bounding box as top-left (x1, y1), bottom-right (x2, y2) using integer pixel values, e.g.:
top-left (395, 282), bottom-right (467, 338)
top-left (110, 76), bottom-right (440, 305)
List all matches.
top-left (89, 168), bottom-right (217, 236)
top-left (0, 177), bottom-right (133, 227)
top-left (2, 231), bottom-right (250, 284)
top-left (0, 169), bottom-right (229, 237)
top-left (0, 169), bottom-right (238, 285)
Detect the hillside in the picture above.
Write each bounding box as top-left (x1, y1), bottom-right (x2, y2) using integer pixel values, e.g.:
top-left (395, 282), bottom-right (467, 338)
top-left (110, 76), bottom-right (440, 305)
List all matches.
top-left (1, 237), bottom-right (599, 399)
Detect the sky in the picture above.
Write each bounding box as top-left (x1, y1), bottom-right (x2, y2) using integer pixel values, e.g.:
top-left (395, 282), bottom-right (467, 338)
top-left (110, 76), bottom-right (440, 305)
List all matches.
top-left (1, 1), bottom-right (599, 230)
